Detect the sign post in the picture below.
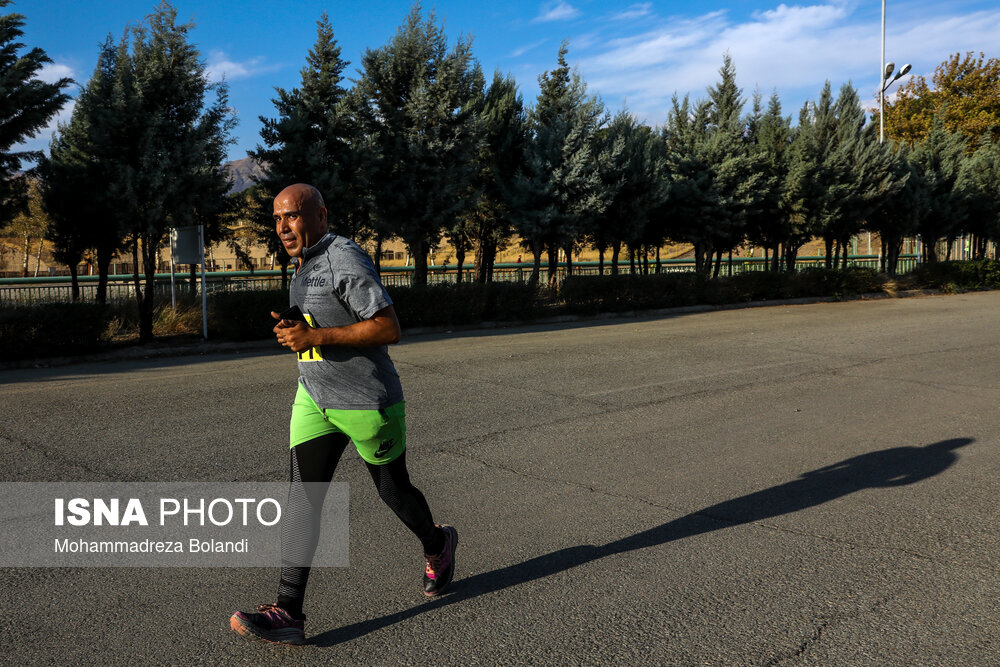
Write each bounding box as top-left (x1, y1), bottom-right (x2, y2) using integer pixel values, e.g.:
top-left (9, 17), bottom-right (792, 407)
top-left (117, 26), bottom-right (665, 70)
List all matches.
top-left (169, 226), bottom-right (208, 339)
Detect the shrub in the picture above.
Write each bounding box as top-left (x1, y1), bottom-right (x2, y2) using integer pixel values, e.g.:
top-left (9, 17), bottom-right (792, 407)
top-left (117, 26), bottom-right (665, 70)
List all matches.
top-left (907, 260), bottom-right (1000, 291)
top-left (208, 289), bottom-right (288, 340)
top-left (0, 302), bottom-right (111, 360)
top-left (560, 273), bottom-right (700, 313)
top-left (388, 281), bottom-right (540, 327)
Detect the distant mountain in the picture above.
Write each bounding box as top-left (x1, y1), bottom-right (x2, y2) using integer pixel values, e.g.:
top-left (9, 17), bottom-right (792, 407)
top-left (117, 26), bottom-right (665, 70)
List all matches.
top-left (224, 156), bottom-right (266, 193)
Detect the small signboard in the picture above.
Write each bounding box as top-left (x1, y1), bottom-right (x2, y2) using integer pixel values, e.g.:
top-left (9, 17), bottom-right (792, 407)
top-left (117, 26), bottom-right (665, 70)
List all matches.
top-left (170, 227), bottom-right (203, 265)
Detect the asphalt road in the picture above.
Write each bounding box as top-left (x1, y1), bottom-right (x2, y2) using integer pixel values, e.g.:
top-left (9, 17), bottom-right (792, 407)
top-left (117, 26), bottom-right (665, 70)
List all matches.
top-left (2, 292), bottom-right (999, 665)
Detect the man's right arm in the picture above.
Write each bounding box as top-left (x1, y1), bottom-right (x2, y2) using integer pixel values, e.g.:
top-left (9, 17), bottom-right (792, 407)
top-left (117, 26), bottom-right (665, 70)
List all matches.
top-left (271, 306), bottom-right (401, 352)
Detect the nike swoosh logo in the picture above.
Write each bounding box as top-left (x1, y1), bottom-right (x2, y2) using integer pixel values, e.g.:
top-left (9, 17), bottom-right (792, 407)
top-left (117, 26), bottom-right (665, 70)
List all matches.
top-left (374, 439), bottom-right (395, 458)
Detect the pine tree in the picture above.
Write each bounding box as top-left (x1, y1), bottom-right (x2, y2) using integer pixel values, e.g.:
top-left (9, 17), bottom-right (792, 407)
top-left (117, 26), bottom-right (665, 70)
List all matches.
top-left (783, 90), bottom-right (830, 270)
top-left (909, 119), bottom-right (967, 261)
top-left (957, 139), bottom-right (1000, 258)
top-left (106, 2), bottom-right (235, 341)
top-left (662, 95), bottom-right (716, 274)
top-left (870, 146), bottom-right (920, 275)
top-left (40, 36), bottom-right (125, 303)
top-left (513, 42), bottom-right (609, 284)
top-left (702, 55), bottom-right (762, 277)
top-left (466, 71), bottom-right (527, 283)
top-left (822, 84), bottom-right (905, 269)
top-left (355, 5), bottom-right (484, 286)
top-left (251, 13), bottom-right (360, 285)
top-left (592, 110), bottom-right (666, 275)
top-left (745, 91), bottom-right (792, 270)
top-left (0, 0), bottom-right (72, 229)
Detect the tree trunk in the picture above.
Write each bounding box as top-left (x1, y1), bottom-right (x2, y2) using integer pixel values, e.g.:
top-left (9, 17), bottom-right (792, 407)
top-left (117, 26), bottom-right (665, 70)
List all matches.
top-left (475, 239), bottom-right (487, 283)
top-left (880, 238), bottom-right (888, 273)
top-left (764, 246), bottom-right (770, 271)
top-left (563, 244), bottom-right (573, 280)
top-left (924, 239), bottom-right (938, 263)
top-left (131, 239), bottom-right (143, 321)
top-left (656, 246), bottom-right (662, 274)
top-left (280, 261), bottom-right (289, 290)
top-left (597, 246), bottom-right (605, 275)
top-left (373, 236), bottom-right (382, 275)
top-left (455, 245), bottom-right (465, 284)
top-left (189, 264), bottom-right (197, 298)
top-left (411, 238), bottom-right (429, 286)
top-left (529, 242), bottom-right (542, 285)
top-left (712, 248), bottom-right (723, 279)
top-left (946, 238), bottom-right (954, 261)
top-left (33, 238), bottom-right (43, 277)
top-left (68, 262), bottom-right (80, 302)
top-left (21, 233), bottom-right (30, 277)
top-left (889, 236), bottom-right (903, 277)
top-left (785, 244), bottom-right (799, 272)
top-left (484, 242), bottom-right (497, 283)
top-left (610, 242), bottom-right (620, 276)
top-left (139, 236), bottom-right (158, 344)
top-left (727, 249), bottom-right (733, 277)
top-left (772, 244), bottom-right (782, 272)
top-left (97, 246), bottom-right (114, 305)
top-left (546, 244), bottom-right (559, 287)
top-left (642, 245), bottom-right (649, 275)
top-left (629, 245), bottom-right (637, 275)
top-left (824, 236), bottom-right (834, 269)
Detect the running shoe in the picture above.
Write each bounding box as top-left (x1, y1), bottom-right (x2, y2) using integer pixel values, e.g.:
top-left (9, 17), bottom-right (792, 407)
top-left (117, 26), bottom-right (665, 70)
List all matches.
top-left (230, 603), bottom-right (305, 645)
top-left (423, 524), bottom-right (458, 596)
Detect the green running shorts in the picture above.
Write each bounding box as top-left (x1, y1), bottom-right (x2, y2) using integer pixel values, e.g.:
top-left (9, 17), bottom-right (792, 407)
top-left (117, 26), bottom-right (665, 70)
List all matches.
top-left (289, 382), bottom-right (406, 465)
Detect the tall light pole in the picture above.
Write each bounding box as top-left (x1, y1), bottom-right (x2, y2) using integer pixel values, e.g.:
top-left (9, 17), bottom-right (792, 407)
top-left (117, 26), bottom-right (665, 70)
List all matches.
top-left (879, 1), bottom-right (910, 144)
top-left (880, 0), bottom-right (886, 143)
top-left (879, 0), bottom-right (916, 265)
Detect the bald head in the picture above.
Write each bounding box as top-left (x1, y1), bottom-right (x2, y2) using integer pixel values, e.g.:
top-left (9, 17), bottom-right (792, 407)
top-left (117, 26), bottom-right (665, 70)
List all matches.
top-left (276, 183), bottom-right (325, 210)
top-left (273, 183), bottom-right (328, 257)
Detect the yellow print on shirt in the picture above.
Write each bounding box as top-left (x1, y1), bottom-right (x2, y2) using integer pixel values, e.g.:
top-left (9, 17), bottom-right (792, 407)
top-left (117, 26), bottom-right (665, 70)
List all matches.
top-left (297, 313), bottom-right (324, 362)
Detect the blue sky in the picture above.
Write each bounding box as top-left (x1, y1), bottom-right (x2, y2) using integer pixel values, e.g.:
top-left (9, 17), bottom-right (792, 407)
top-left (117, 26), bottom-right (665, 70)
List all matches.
top-left (22, 0), bottom-right (1000, 162)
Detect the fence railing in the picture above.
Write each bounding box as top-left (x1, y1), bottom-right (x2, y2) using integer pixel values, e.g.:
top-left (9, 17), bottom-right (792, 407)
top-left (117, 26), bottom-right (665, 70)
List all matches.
top-left (0, 254), bottom-right (920, 305)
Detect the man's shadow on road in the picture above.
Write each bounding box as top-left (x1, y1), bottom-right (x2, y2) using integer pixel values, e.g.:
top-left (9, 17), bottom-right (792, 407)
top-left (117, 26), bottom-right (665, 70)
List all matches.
top-left (311, 437), bottom-right (972, 647)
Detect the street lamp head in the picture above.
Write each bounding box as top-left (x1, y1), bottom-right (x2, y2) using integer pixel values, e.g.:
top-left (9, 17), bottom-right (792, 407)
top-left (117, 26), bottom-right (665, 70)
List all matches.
top-left (884, 62), bottom-right (895, 81)
top-left (899, 63), bottom-right (912, 77)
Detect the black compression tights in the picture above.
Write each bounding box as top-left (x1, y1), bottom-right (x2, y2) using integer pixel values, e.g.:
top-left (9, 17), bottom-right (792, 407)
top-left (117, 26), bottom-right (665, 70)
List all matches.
top-left (276, 435), bottom-right (444, 617)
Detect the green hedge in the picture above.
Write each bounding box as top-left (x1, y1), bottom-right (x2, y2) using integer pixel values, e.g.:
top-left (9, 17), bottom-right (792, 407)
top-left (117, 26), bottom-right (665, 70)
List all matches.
top-left (7, 261), bottom-right (1000, 362)
top-left (208, 289), bottom-right (288, 341)
top-left (560, 266), bottom-right (885, 313)
top-left (0, 302), bottom-right (111, 361)
top-left (387, 281), bottom-right (541, 327)
top-left (907, 260), bottom-right (1000, 291)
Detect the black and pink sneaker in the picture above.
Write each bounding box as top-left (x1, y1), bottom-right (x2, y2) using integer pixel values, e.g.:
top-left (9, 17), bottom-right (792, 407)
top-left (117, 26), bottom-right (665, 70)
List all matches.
top-left (423, 524), bottom-right (458, 596)
top-left (230, 603), bottom-right (305, 645)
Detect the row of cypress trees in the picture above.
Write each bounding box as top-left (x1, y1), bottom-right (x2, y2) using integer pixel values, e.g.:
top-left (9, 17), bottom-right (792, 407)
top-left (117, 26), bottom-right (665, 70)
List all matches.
top-left (35, 3), bottom-right (1000, 347)
top-left (245, 8), bottom-right (1000, 286)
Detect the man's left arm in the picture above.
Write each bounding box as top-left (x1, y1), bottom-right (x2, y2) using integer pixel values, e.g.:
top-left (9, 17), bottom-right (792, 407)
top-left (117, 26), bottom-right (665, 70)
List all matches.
top-left (270, 305), bottom-right (401, 352)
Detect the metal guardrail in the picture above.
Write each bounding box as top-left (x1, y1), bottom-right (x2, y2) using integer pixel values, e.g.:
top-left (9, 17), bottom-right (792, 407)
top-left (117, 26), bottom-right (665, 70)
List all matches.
top-left (0, 255), bottom-right (921, 304)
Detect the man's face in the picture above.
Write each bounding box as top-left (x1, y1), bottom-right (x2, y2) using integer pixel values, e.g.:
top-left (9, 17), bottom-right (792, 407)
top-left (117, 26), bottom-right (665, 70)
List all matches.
top-left (273, 189), bottom-right (327, 257)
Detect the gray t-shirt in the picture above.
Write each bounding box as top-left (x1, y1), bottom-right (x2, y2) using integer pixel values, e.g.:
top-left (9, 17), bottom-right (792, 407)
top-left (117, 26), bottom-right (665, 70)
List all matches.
top-left (289, 233), bottom-right (404, 410)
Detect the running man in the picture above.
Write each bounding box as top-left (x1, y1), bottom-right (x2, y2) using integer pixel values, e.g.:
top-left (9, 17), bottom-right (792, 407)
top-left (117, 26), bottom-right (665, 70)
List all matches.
top-left (230, 183), bottom-right (457, 645)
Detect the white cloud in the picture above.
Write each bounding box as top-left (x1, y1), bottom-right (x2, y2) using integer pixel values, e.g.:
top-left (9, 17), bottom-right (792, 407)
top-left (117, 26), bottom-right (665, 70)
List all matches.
top-left (205, 51), bottom-right (278, 82)
top-left (512, 39), bottom-right (548, 58)
top-left (533, 1), bottom-right (580, 23)
top-left (612, 3), bottom-right (653, 21)
top-left (568, 2), bottom-right (1000, 125)
top-left (38, 62), bottom-right (74, 84)
top-left (13, 99), bottom-right (77, 160)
